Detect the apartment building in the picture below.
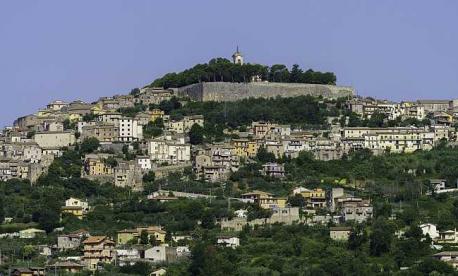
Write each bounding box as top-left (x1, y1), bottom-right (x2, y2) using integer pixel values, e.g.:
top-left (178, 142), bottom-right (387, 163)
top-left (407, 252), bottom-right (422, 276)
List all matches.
top-left (82, 236), bottom-right (115, 270)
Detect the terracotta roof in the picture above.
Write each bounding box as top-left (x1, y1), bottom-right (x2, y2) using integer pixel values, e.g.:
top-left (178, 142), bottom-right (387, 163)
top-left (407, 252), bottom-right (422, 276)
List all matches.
top-left (330, 226), bottom-right (352, 231)
top-left (83, 236), bottom-right (114, 244)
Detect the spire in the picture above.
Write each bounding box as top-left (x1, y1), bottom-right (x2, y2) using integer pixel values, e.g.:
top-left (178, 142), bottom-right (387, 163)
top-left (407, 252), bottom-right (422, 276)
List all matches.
top-left (236, 45), bottom-right (239, 53)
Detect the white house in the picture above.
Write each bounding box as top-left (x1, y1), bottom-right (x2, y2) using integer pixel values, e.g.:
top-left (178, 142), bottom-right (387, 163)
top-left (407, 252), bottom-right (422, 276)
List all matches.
top-left (144, 246), bottom-right (177, 263)
top-left (234, 209), bottom-right (248, 218)
top-left (419, 223), bottom-right (439, 240)
top-left (65, 197), bottom-right (89, 213)
top-left (216, 236), bottom-right (240, 249)
top-left (118, 118), bottom-right (143, 142)
top-left (136, 156), bottom-right (152, 170)
top-left (19, 228), bottom-right (46, 239)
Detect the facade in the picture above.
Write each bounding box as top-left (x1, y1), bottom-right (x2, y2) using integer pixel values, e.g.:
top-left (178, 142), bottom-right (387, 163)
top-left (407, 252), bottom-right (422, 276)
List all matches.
top-left (330, 227), bottom-right (352, 241)
top-left (148, 137), bottom-right (191, 165)
top-left (118, 118), bottom-right (143, 142)
top-left (81, 123), bottom-right (118, 142)
top-left (117, 226), bottom-right (166, 245)
top-left (34, 131), bottom-right (76, 149)
top-left (217, 236), bottom-right (240, 249)
top-left (261, 162), bottom-right (285, 178)
top-left (144, 246), bottom-right (177, 263)
top-left (193, 144), bottom-right (240, 182)
top-left (82, 236), bottom-right (115, 270)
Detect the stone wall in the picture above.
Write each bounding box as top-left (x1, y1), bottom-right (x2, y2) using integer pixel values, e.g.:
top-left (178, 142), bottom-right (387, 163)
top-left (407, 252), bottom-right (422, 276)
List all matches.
top-left (178, 82), bottom-right (355, 102)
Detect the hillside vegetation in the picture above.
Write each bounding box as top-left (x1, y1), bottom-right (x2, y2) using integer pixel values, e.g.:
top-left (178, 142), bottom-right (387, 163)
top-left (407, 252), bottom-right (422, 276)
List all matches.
top-left (150, 58), bottom-right (336, 88)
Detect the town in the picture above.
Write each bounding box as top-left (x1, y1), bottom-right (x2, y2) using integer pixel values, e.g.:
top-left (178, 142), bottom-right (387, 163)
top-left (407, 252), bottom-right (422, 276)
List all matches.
top-left (2, 49), bottom-right (458, 276)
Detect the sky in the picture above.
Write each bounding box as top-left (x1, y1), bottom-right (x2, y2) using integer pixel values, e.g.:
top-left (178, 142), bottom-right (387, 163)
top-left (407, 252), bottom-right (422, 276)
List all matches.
top-left (0, 0), bottom-right (457, 127)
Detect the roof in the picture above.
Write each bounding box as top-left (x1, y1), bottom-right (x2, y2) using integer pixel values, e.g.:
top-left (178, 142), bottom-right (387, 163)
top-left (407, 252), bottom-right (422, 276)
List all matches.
top-left (83, 236), bottom-right (114, 244)
top-left (48, 261), bottom-right (84, 268)
top-left (330, 226), bottom-right (352, 231)
top-left (434, 251), bottom-right (458, 257)
top-left (242, 190), bottom-right (273, 196)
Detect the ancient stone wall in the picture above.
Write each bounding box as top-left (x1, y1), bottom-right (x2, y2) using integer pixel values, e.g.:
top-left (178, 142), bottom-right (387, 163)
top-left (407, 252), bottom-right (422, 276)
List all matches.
top-left (178, 82), bottom-right (355, 102)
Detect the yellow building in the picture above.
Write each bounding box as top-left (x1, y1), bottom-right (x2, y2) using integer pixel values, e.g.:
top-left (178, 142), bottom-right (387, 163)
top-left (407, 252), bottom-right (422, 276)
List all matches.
top-left (297, 188), bottom-right (326, 208)
top-left (117, 226), bottom-right (166, 245)
top-left (68, 113), bottom-right (82, 123)
top-left (232, 139), bottom-right (259, 158)
top-left (151, 109), bottom-right (165, 122)
top-left (246, 141), bottom-right (259, 158)
top-left (84, 154), bottom-right (114, 175)
top-left (241, 190), bottom-right (287, 209)
top-left (258, 197), bottom-right (287, 209)
top-left (232, 138), bottom-right (249, 157)
top-left (117, 229), bottom-right (138, 244)
top-left (61, 206), bottom-right (84, 220)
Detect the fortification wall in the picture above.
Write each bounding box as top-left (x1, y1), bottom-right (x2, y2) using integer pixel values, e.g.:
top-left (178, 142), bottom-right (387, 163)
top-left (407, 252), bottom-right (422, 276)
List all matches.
top-left (178, 82), bottom-right (355, 102)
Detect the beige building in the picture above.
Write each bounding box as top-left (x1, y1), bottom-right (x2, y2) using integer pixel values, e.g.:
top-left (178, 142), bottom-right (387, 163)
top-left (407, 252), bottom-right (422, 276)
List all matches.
top-left (83, 236), bottom-right (115, 270)
top-left (81, 123), bottom-right (118, 142)
top-left (34, 131), bottom-right (76, 149)
top-left (330, 227), bottom-right (352, 241)
top-left (148, 136), bottom-right (191, 165)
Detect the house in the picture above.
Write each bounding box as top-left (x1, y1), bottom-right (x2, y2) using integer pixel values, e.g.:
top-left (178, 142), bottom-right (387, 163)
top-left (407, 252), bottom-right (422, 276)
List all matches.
top-left (433, 251), bottom-right (458, 269)
top-left (234, 209), bottom-right (248, 218)
top-left (81, 122), bottom-right (119, 142)
top-left (330, 226), bottom-right (352, 241)
top-left (61, 197), bottom-right (89, 219)
top-left (57, 230), bottom-right (89, 250)
top-left (241, 190), bottom-right (287, 209)
top-left (46, 261), bottom-right (85, 274)
top-left (148, 135), bottom-right (191, 165)
top-left (294, 188), bottom-right (326, 209)
top-left (437, 229), bottom-right (458, 244)
top-left (216, 236), bottom-right (240, 249)
top-left (82, 236), bottom-right (115, 270)
top-left (341, 199), bottom-right (373, 223)
top-left (261, 162), bottom-right (285, 178)
top-left (118, 118), bottom-right (143, 142)
top-left (429, 179), bottom-right (458, 194)
top-left (193, 144), bottom-right (240, 182)
top-left (19, 228), bottom-right (46, 239)
top-left (11, 268), bottom-right (34, 276)
top-left (33, 131), bottom-right (76, 149)
top-left (117, 226), bottom-right (166, 245)
top-left (419, 223), bottom-right (439, 240)
top-left (114, 160), bottom-right (143, 191)
top-left (144, 245), bottom-right (177, 263)
top-left (150, 268), bottom-right (167, 276)
top-left (115, 248), bottom-right (142, 266)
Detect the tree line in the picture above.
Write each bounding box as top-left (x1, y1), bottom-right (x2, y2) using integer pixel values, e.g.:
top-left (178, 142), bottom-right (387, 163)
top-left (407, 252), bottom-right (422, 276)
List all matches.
top-left (150, 58), bottom-right (336, 88)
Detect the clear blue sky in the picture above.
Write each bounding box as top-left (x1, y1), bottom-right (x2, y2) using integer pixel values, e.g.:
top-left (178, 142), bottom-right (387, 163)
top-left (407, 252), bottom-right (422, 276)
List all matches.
top-left (1, 0), bottom-right (457, 127)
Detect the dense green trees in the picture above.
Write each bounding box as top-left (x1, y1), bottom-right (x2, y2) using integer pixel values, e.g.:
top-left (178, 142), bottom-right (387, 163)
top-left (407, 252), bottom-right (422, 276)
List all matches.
top-left (80, 137), bottom-right (100, 154)
top-left (150, 58), bottom-right (336, 88)
top-left (143, 118), bottom-right (164, 138)
top-left (189, 124), bottom-right (204, 145)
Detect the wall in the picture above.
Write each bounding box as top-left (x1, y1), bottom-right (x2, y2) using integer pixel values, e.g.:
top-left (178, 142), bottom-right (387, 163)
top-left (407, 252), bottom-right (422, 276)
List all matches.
top-left (178, 82), bottom-right (355, 102)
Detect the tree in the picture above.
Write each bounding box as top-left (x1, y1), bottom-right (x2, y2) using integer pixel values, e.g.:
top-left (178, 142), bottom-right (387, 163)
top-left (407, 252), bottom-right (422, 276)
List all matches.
top-left (256, 146), bottom-right (276, 163)
top-left (289, 64), bottom-right (303, 83)
top-left (80, 137), bottom-right (100, 154)
top-left (0, 198), bottom-right (4, 224)
top-left (369, 218), bottom-right (394, 256)
top-left (288, 194), bottom-right (305, 207)
top-left (143, 171), bottom-right (155, 183)
top-left (22, 245), bottom-right (37, 259)
top-left (140, 230), bottom-right (149, 245)
top-left (149, 235), bottom-right (160, 246)
top-left (38, 209), bottom-right (60, 233)
top-left (348, 225), bottom-right (367, 251)
top-left (189, 124), bottom-right (204, 145)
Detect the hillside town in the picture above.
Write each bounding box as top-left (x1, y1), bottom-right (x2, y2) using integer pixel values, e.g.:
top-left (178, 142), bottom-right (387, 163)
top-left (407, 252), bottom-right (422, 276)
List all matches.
top-left (2, 49), bottom-right (458, 275)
